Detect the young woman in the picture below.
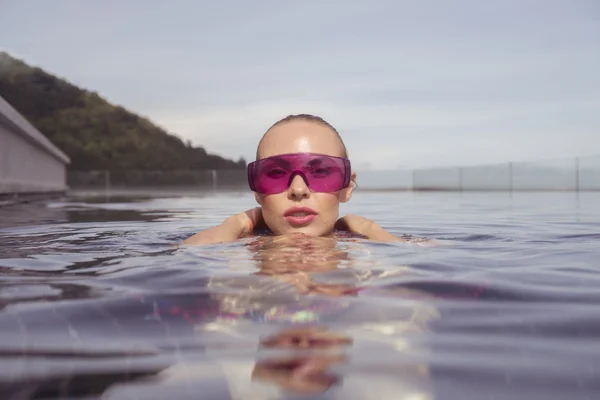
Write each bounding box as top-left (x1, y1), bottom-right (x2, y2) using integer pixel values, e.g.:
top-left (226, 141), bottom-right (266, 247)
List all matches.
top-left (184, 114), bottom-right (416, 245)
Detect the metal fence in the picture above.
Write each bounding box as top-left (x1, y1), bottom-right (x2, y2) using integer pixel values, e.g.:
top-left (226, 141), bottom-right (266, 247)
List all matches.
top-left (67, 155), bottom-right (600, 193)
top-left (412, 155), bottom-right (600, 191)
top-left (67, 169), bottom-right (248, 191)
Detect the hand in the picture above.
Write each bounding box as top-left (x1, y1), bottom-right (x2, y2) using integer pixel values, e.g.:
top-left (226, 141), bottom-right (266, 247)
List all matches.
top-left (252, 327), bottom-right (350, 394)
top-left (234, 206), bottom-right (264, 237)
top-left (335, 214), bottom-right (409, 243)
top-left (260, 327), bottom-right (352, 349)
top-left (252, 353), bottom-right (344, 394)
top-left (334, 214), bottom-right (376, 238)
top-left (183, 207), bottom-right (264, 245)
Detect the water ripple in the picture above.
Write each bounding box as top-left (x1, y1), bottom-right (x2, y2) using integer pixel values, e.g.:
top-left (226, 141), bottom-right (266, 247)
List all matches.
top-left (0, 192), bottom-right (598, 399)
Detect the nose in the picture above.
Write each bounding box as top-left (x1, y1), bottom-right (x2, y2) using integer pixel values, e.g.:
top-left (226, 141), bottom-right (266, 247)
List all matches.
top-left (287, 174), bottom-right (310, 200)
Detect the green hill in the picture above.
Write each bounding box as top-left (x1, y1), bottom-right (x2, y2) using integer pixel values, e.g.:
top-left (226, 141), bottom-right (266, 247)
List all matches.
top-left (0, 52), bottom-right (245, 171)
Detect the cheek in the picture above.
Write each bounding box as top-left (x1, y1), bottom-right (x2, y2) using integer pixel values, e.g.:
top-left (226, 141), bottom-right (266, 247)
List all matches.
top-left (259, 194), bottom-right (286, 215)
top-left (259, 194), bottom-right (289, 233)
top-left (314, 193), bottom-right (341, 215)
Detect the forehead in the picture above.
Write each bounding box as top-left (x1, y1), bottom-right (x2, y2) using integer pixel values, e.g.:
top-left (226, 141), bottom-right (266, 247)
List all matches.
top-left (257, 120), bottom-right (345, 159)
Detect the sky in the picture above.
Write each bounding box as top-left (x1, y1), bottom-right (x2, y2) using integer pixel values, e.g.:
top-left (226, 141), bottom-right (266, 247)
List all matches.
top-left (1, 0), bottom-right (599, 170)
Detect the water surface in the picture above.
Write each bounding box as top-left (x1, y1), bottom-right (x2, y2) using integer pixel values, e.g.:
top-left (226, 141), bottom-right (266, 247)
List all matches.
top-left (0, 191), bottom-right (599, 400)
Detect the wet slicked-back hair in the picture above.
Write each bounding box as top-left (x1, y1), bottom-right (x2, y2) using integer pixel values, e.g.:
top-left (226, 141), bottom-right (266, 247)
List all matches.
top-left (256, 114), bottom-right (349, 159)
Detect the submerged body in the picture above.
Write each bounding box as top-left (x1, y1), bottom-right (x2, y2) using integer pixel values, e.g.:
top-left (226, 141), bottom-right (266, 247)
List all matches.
top-left (177, 114), bottom-right (440, 395)
top-left (180, 232), bottom-right (439, 399)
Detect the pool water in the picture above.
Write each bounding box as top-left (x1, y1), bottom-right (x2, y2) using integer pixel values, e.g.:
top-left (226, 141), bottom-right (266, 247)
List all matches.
top-left (0, 191), bottom-right (599, 399)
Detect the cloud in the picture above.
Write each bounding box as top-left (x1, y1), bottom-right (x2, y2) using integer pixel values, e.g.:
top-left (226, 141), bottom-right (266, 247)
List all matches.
top-left (149, 95), bottom-right (600, 168)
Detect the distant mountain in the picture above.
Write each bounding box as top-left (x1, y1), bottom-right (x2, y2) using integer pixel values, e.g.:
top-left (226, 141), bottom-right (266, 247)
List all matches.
top-left (0, 52), bottom-right (245, 171)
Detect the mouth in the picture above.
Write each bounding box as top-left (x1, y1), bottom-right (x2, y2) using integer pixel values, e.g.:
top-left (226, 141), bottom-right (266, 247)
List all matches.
top-left (284, 207), bottom-right (317, 226)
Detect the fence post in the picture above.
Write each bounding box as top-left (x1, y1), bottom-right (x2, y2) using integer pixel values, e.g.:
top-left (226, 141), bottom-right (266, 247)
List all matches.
top-left (458, 167), bottom-right (463, 191)
top-left (104, 170), bottom-right (110, 194)
top-left (212, 169), bottom-right (217, 189)
top-left (575, 157), bottom-right (580, 192)
top-left (508, 162), bottom-right (513, 192)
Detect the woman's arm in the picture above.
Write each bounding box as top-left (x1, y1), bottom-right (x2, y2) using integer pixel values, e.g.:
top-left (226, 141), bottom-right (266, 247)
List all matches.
top-left (335, 214), bottom-right (433, 244)
top-left (183, 207), bottom-right (263, 245)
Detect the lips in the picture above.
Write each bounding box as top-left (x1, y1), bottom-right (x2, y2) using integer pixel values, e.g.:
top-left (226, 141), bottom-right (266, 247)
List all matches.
top-left (284, 206), bottom-right (317, 226)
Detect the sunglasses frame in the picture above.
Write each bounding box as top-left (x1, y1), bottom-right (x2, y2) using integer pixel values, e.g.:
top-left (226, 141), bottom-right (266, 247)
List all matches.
top-left (247, 152), bottom-right (352, 194)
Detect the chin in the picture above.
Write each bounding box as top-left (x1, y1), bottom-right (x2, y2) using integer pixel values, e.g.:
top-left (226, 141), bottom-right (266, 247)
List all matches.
top-left (285, 225), bottom-right (331, 237)
top-left (291, 228), bottom-right (321, 236)
top-left (266, 215), bottom-right (333, 237)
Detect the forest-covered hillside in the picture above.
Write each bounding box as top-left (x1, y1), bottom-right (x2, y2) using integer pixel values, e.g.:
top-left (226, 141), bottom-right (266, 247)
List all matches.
top-left (0, 52), bottom-right (245, 171)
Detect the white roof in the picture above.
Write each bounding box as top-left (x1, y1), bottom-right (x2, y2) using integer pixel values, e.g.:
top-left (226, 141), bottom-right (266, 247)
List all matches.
top-left (0, 94), bottom-right (70, 164)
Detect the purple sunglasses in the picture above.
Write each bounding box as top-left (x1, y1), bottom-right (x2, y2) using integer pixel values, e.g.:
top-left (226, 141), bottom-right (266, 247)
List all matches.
top-left (248, 152), bottom-right (352, 195)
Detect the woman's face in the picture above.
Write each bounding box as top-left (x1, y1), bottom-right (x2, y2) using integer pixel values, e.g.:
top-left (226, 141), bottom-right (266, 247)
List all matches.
top-left (254, 120), bottom-right (356, 236)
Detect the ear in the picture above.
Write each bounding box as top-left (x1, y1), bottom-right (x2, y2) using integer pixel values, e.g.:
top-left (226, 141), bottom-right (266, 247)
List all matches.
top-left (340, 172), bottom-right (357, 203)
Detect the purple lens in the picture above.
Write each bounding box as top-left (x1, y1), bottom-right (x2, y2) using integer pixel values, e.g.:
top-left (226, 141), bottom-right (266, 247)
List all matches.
top-left (248, 153), bottom-right (351, 195)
